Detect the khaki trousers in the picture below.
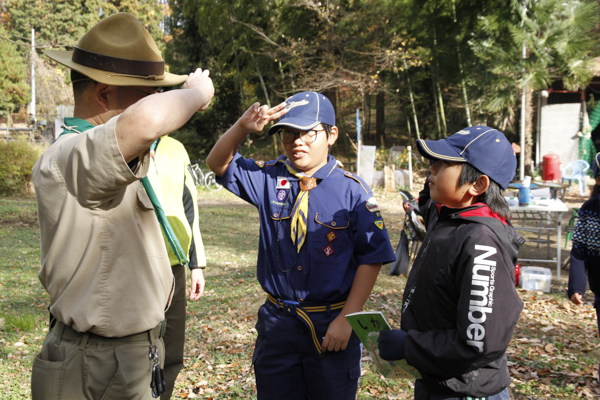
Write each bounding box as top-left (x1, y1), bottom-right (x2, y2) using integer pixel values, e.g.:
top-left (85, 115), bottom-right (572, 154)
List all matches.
top-left (31, 321), bottom-right (164, 400)
top-left (161, 264), bottom-right (187, 399)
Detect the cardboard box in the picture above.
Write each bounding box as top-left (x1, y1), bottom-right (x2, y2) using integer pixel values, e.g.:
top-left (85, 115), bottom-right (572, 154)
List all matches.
top-left (519, 266), bottom-right (552, 293)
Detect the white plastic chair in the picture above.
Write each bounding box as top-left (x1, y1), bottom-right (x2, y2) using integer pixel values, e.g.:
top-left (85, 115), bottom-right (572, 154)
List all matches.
top-left (561, 160), bottom-right (590, 196)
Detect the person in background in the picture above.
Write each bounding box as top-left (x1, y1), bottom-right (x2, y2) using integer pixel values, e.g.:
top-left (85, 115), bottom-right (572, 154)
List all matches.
top-left (147, 135), bottom-right (207, 399)
top-left (378, 126), bottom-right (524, 400)
top-left (206, 91), bottom-right (396, 399)
top-left (31, 13), bottom-right (214, 399)
top-left (567, 151), bottom-right (600, 382)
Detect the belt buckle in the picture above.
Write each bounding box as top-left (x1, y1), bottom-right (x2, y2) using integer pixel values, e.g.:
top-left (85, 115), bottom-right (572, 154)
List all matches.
top-left (282, 300), bottom-right (299, 315)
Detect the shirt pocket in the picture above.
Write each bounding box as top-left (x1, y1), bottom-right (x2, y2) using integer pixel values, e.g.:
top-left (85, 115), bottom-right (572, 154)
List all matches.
top-left (269, 202), bottom-right (293, 221)
top-left (315, 212), bottom-right (350, 230)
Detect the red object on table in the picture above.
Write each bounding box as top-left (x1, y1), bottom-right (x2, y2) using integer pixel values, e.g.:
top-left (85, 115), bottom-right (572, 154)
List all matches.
top-left (515, 263), bottom-right (520, 287)
top-left (542, 153), bottom-right (561, 181)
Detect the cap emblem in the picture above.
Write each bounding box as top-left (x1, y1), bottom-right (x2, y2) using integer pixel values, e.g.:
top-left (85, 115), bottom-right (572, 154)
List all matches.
top-left (284, 100), bottom-right (309, 111)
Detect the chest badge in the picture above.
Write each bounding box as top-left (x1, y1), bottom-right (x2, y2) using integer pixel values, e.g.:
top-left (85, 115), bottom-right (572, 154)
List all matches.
top-left (276, 189), bottom-right (289, 202)
top-left (374, 220), bottom-right (384, 230)
top-left (323, 244), bottom-right (334, 258)
top-left (277, 177), bottom-right (291, 189)
top-left (326, 230), bottom-right (337, 243)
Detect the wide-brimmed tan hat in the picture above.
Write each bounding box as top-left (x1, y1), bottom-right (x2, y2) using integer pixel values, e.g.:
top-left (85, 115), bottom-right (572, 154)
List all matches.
top-left (46, 12), bottom-right (187, 87)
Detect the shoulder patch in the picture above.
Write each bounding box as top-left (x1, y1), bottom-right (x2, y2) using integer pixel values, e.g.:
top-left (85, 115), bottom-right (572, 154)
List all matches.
top-left (366, 197), bottom-right (380, 212)
top-left (255, 160), bottom-right (265, 168)
top-left (374, 220), bottom-right (384, 230)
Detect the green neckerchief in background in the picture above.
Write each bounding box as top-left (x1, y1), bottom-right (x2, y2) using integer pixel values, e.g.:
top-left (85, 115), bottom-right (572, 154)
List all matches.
top-left (59, 118), bottom-right (189, 266)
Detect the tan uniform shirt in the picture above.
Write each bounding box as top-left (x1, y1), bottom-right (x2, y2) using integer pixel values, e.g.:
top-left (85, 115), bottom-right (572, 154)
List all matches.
top-left (33, 116), bottom-right (174, 337)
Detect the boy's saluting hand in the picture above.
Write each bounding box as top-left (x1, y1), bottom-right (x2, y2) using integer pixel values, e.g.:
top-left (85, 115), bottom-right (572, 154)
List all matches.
top-left (238, 102), bottom-right (288, 133)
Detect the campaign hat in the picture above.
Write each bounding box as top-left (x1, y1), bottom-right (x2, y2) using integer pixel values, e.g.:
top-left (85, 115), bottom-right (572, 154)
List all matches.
top-left (416, 126), bottom-right (516, 189)
top-left (268, 91), bottom-right (335, 135)
top-left (45, 13), bottom-right (187, 87)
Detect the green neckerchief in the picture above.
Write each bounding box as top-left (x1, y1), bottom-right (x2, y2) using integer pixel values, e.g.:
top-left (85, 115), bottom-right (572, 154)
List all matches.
top-left (59, 117), bottom-right (96, 137)
top-left (59, 119), bottom-right (189, 266)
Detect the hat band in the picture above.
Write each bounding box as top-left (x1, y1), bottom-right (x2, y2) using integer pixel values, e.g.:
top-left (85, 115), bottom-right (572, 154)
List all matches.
top-left (72, 46), bottom-right (165, 78)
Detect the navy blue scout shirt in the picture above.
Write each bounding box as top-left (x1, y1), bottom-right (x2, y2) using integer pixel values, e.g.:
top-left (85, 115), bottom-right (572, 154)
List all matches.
top-left (217, 153), bottom-right (396, 303)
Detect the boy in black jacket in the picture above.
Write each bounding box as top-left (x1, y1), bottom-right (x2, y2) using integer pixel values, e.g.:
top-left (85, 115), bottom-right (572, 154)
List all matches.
top-left (379, 126), bottom-right (524, 400)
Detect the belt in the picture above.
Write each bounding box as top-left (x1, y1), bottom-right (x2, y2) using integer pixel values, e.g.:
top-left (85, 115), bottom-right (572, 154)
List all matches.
top-left (56, 319), bottom-right (166, 343)
top-left (267, 294), bottom-right (346, 354)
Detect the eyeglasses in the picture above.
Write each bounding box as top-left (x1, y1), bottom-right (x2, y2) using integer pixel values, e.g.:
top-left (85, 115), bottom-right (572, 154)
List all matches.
top-left (278, 128), bottom-right (325, 144)
top-left (126, 86), bottom-right (164, 97)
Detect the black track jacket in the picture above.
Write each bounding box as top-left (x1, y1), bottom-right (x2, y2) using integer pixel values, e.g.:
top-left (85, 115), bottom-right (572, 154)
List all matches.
top-left (401, 202), bottom-right (525, 397)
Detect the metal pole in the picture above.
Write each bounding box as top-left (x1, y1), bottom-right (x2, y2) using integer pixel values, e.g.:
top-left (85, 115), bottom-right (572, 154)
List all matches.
top-left (520, 43), bottom-right (526, 181)
top-left (407, 145), bottom-right (413, 191)
top-left (30, 28), bottom-right (36, 125)
top-left (356, 109), bottom-right (361, 174)
top-left (519, 2), bottom-right (526, 181)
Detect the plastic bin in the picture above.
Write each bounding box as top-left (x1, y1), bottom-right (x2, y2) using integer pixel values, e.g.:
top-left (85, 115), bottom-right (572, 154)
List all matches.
top-left (519, 266), bottom-right (552, 292)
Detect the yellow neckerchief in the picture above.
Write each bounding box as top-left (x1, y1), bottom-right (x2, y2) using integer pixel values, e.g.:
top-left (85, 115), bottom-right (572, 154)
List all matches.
top-left (284, 159), bottom-right (337, 252)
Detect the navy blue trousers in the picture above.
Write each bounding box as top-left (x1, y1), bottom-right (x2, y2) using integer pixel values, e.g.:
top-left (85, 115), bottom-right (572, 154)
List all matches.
top-left (252, 300), bottom-right (361, 400)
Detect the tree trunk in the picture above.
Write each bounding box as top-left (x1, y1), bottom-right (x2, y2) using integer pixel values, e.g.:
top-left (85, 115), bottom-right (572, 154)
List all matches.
top-left (401, 58), bottom-right (420, 140)
top-left (376, 91), bottom-right (385, 148)
top-left (525, 87), bottom-right (535, 176)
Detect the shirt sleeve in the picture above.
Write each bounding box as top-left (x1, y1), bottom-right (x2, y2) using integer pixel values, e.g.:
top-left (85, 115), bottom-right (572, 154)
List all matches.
top-left (404, 228), bottom-right (523, 377)
top-left (53, 115), bottom-right (150, 208)
top-left (568, 246), bottom-right (588, 298)
top-left (183, 159), bottom-right (206, 269)
top-left (349, 181), bottom-right (396, 266)
top-left (215, 152), bottom-right (269, 207)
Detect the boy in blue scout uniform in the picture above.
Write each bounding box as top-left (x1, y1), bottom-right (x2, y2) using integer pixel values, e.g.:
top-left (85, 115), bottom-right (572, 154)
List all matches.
top-left (207, 91), bottom-right (396, 399)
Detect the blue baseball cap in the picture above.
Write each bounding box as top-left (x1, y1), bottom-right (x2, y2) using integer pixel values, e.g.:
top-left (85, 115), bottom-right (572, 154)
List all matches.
top-left (593, 153), bottom-right (600, 179)
top-left (268, 91), bottom-right (335, 135)
top-left (416, 126), bottom-right (516, 189)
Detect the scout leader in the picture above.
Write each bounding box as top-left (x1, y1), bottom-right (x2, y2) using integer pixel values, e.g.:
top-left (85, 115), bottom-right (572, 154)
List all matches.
top-left (31, 13), bottom-right (213, 399)
top-left (207, 91), bottom-right (396, 400)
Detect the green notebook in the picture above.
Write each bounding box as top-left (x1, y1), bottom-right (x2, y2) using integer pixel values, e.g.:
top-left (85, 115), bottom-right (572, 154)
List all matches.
top-left (346, 311), bottom-right (421, 380)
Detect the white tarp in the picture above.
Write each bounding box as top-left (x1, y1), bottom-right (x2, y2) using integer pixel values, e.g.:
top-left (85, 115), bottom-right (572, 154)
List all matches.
top-left (540, 103), bottom-right (581, 166)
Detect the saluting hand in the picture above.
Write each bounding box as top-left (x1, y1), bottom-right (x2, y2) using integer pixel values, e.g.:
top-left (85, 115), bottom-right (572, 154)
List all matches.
top-left (238, 102), bottom-right (288, 134)
top-left (182, 68), bottom-right (215, 111)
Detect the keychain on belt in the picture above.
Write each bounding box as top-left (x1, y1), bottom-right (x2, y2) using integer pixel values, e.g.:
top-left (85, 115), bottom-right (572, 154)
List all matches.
top-left (149, 345), bottom-right (165, 397)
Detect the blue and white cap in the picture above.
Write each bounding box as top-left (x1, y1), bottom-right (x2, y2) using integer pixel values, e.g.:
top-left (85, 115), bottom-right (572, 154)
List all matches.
top-left (268, 91), bottom-right (335, 135)
top-left (416, 126), bottom-right (517, 189)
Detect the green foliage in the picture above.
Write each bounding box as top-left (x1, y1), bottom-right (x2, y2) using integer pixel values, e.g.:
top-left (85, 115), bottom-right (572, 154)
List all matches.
top-left (0, 141), bottom-right (43, 197)
top-left (4, 0), bottom-right (165, 53)
top-left (0, 26), bottom-right (29, 121)
top-left (2, 312), bottom-right (40, 333)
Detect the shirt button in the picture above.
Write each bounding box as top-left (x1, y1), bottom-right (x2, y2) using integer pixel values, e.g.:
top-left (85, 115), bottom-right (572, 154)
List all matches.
top-left (297, 265), bottom-right (303, 271)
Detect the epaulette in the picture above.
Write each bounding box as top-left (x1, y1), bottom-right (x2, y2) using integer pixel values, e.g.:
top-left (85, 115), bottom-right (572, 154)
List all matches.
top-left (341, 170), bottom-right (369, 194)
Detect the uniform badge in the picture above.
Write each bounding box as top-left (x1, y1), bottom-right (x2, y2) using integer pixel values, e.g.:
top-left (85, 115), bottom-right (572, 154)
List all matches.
top-left (277, 177), bottom-right (292, 189)
top-left (276, 189), bottom-right (289, 202)
top-left (326, 230), bottom-right (337, 243)
top-left (366, 197), bottom-right (380, 213)
top-left (323, 244), bottom-right (334, 258)
top-left (374, 220), bottom-right (384, 230)
top-left (255, 160), bottom-right (265, 168)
